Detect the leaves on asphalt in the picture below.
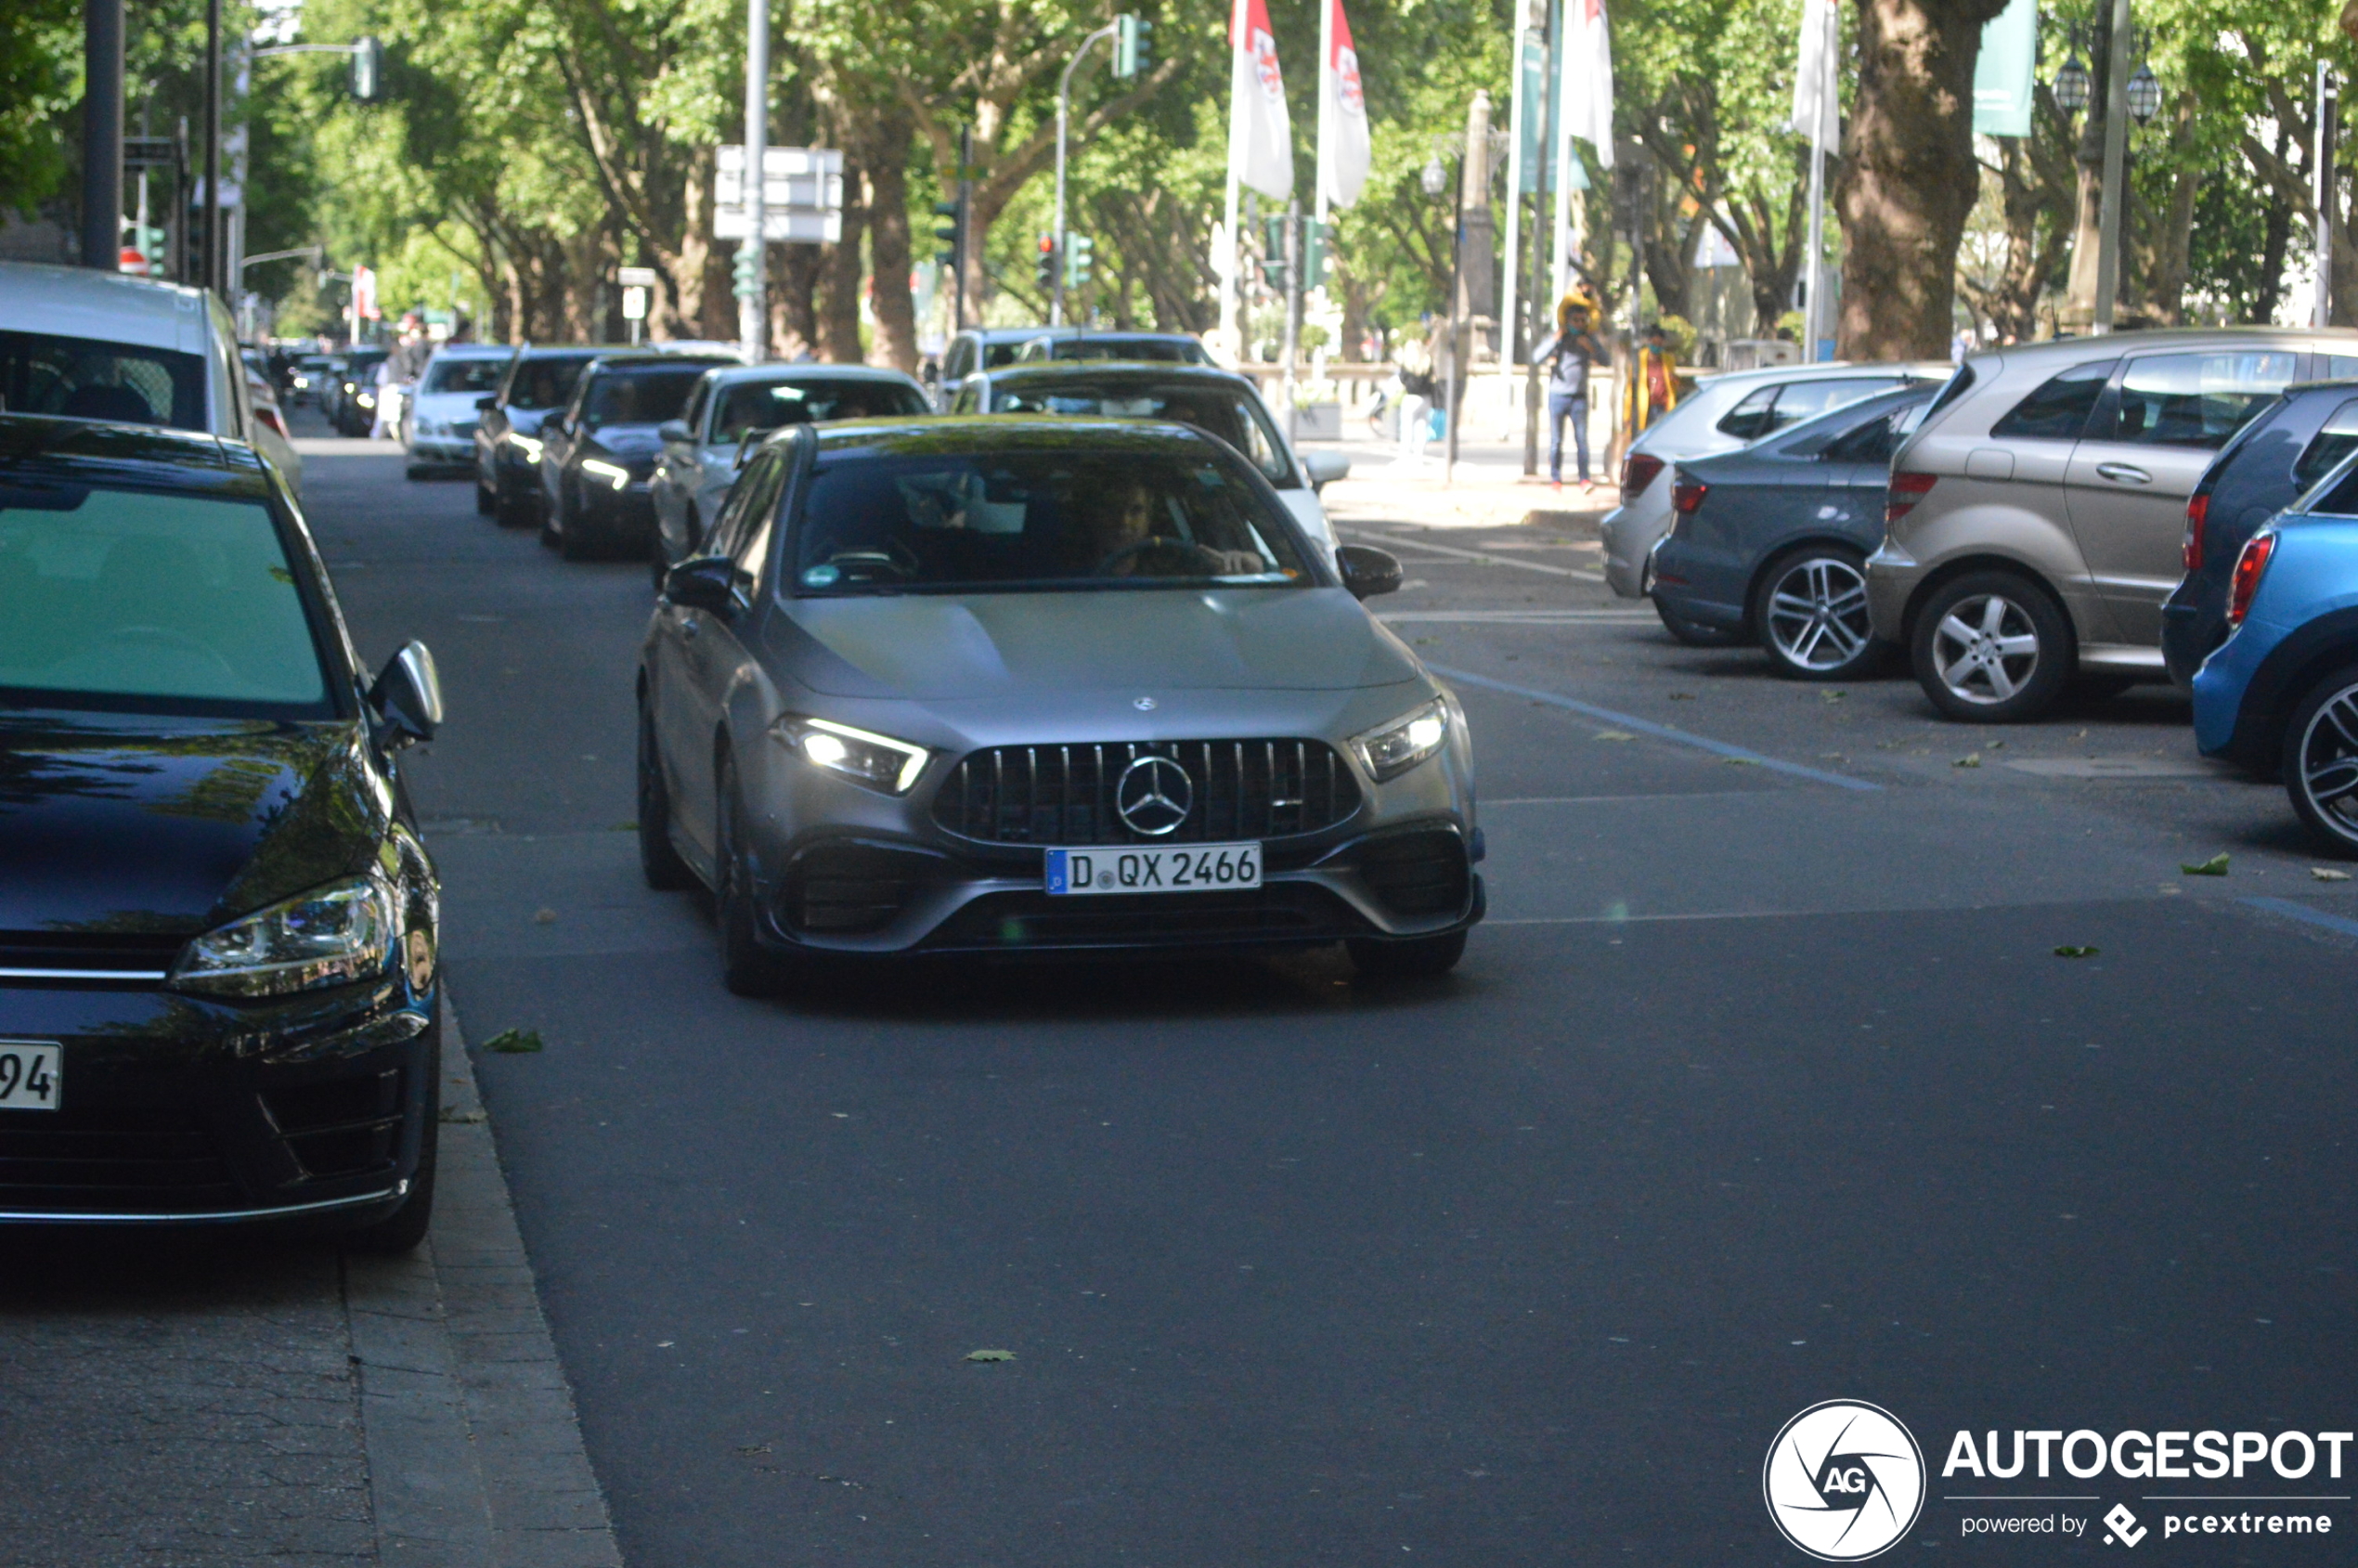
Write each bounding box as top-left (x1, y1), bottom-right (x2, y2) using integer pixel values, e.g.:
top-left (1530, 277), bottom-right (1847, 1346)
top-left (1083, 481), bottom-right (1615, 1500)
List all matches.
top-left (1593, 730), bottom-right (1635, 741)
top-left (533, 907), bottom-right (558, 924)
top-left (2053, 945), bottom-right (2100, 959)
top-left (964, 1349), bottom-right (1017, 1363)
top-left (1721, 757), bottom-right (1761, 767)
top-left (483, 1027), bottom-right (544, 1054)
top-left (2313, 867), bottom-right (2353, 882)
top-left (2181, 853), bottom-right (2231, 876)
top-left (1820, 690), bottom-right (1846, 703)
top-left (1955, 753), bottom-right (1981, 768)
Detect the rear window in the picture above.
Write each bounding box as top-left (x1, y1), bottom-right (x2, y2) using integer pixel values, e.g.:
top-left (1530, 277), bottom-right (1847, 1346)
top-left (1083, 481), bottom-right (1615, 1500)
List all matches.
top-left (1718, 377), bottom-right (1909, 442)
top-left (584, 367), bottom-right (707, 426)
top-left (2104, 351), bottom-right (2297, 448)
top-left (989, 382), bottom-right (1296, 484)
top-left (712, 379), bottom-right (928, 441)
top-left (2291, 396), bottom-right (2358, 490)
top-left (0, 483), bottom-right (331, 715)
top-left (1026, 338), bottom-right (1208, 364)
top-left (0, 330), bottom-right (209, 430)
top-left (423, 356), bottom-right (508, 395)
top-left (1990, 359), bottom-right (2116, 440)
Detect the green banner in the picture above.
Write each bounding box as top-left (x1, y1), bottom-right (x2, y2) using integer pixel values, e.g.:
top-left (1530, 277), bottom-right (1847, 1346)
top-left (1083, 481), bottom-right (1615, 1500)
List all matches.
top-left (1973, 0), bottom-right (2038, 137)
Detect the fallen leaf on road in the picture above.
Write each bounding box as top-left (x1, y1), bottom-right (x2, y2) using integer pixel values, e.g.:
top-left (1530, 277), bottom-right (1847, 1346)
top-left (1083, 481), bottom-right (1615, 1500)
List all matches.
top-left (437, 1108), bottom-right (487, 1124)
top-left (736, 1445), bottom-right (773, 1457)
top-left (2181, 853), bottom-right (2231, 876)
top-left (1667, 692), bottom-right (1694, 701)
top-left (1593, 730), bottom-right (1635, 742)
top-left (2313, 867), bottom-right (2352, 882)
top-left (533, 907), bottom-right (558, 924)
top-left (1955, 753), bottom-right (1981, 768)
top-left (2053, 945), bottom-right (2100, 959)
top-left (1820, 690), bottom-right (1846, 702)
top-left (482, 1027), bottom-right (543, 1054)
top-left (964, 1349), bottom-right (1017, 1363)
top-left (1721, 757), bottom-right (1761, 767)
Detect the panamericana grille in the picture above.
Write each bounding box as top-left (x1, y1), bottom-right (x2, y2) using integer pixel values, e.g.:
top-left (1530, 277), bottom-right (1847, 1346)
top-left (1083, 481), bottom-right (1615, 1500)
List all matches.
top-left (0, 1105), bottom-right (240, 1213)
top-left (933, 740), bottom-right (1361, 847)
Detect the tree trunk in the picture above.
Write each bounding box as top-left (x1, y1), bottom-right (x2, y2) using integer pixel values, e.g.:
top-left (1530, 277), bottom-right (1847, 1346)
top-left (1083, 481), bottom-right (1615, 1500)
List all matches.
top-left (816, 158), bottom-right (868, 362)
top-left (771, 244), bottom-right (821, 359)
top-left (856, 108), bottom-right (919, 371)
top-left (1834, 0), bottom-right (2006, 359)
top-left (2062, 5), bottom-right (2112, 313)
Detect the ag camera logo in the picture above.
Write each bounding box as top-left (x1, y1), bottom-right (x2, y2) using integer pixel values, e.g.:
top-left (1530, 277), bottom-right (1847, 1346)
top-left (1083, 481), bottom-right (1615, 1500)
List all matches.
top-left (1764, 1400), bottom-right (1926, 1561)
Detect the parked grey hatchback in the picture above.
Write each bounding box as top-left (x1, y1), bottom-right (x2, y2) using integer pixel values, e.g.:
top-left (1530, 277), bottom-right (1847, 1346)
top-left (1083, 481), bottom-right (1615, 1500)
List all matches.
top-left (1867, 329), bottom-right (2358, 722)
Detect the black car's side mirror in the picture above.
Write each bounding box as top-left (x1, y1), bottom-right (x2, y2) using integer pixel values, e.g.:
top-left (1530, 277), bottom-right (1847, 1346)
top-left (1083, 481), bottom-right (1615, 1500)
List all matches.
top-left (1336, 544), bottom-right (1404, 601)
top-left (369, 641), bottom-right (445, 748)
top-left (475, 395), bottom-right (497, 411)
top-left (658, 419), bottom-right (693, 444)
top-left (664, 557), bottom-right (739, 614)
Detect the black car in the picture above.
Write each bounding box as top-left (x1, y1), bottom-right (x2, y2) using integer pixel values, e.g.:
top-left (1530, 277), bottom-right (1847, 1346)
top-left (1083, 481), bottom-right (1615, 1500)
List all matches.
top-left (0, 417), bottom-right (446, 1246)
top-left (472, 344), bottom-right (618, 528)
top-left (538, 353), bottom-right (735, 561)
top-left (2162, 380), bottom-right (2358, 686)
top-left (330, 347), bottom-right (389, 435)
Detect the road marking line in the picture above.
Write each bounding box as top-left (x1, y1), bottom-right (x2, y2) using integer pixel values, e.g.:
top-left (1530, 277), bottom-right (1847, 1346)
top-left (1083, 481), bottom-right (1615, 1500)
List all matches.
top-left (1431, 665), bottom-right (1883, 793)
top-left (2241, 896), bottom-right (2358, 940)
top-left (1341, 525), bottom-right (1606, 581)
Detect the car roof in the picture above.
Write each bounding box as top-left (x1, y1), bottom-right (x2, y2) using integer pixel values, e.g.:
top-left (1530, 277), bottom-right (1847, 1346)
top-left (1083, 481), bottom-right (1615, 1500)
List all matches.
top-left (586, 352), bottom-right (734, 372)
top-left (0, 260), bottom-right (214, 356)
top-left (1966, 328), bottom-right (2358, 375)
top-left (962, 326), bottom-right (1078, 344)
top-left (1693, 357), bottom-right (1953, 388)
top-left (513, 343), bottom-right (628, 360)
top-left (426, 342), bottom-right (513, 358)
top-left (809, 414), bottom-right (1223, 458)
top-left (987, 361), bottom-right (1252, 390)
top-left (0, 414), bottom-right (268, 498)
top-left (703, 362), bottom-right (923, 387)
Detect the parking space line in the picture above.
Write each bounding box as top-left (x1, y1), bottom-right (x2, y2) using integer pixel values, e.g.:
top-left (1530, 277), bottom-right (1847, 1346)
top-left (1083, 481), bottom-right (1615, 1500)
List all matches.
top-left (1432, 666), bottom-right (1884, 793)
top-left (2241, 897), bottom-right (2358, 940)
top-left (1380, 609), bottom-right (1657, 624)
top-left (1341, 525), bottom-right (1607, 581)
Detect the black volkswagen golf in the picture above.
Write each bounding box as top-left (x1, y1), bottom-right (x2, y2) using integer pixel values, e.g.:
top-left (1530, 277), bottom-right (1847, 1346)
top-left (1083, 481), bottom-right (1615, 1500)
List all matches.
top-left (0, 417), bottom-right (446, 1247)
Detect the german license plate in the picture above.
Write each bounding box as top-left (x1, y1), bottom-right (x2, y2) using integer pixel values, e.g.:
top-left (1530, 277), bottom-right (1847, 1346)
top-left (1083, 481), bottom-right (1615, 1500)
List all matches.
top-left (0, 1042), bottom-right (60, 1112)
top-left (1044, 842), bottom-right (1262, 896)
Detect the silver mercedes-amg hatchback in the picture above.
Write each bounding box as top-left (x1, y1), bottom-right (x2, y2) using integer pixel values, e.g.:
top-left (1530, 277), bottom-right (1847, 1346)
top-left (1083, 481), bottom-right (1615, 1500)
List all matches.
top-left (635, 417), bottom-right (1482, 992)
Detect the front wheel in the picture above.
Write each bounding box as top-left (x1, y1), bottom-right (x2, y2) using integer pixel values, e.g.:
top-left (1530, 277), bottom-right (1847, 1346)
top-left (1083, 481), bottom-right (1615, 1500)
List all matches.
top-left (638, 698), bottom-right (699, 890)
top-left (716, 755), bottom-right (792, 996)
top-left (1347, 930), bottom-right (1467, 979)
top-left (1911, 571), bottom-right (2072, 723)
top-left (2283, 666), bottom-right (2358, 858)
top-left (1753, 546), bottom-right (1882, 680)
top-left (474, 472), bottom-right (496, 515)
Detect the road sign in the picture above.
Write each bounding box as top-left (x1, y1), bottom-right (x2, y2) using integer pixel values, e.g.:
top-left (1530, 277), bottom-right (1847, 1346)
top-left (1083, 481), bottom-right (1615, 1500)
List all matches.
top-left (715, 145), bottom-right (843, 245)
top-left (713, 207), bottom-right (843, 242)
top-left (621, 286), bottom-right (649, 321)
top-left (617, 266), bottom-right (659, 288)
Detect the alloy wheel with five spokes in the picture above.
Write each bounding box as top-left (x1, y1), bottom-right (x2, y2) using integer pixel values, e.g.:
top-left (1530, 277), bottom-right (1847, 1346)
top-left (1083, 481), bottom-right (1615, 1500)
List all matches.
top-left (1910, 571), bottom-right (2071, 722)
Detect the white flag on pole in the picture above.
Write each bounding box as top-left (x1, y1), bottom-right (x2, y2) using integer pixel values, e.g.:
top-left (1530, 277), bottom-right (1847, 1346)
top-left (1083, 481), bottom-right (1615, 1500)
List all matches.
top-left (1230, 0), bottom-right (1294, 200)
top-left (1317, 0), bottom-right (1371, 210)
top-left (1790, 0), bottom-right (1839, 146)
top-left (1561, 0), bottom-right (1615, 170)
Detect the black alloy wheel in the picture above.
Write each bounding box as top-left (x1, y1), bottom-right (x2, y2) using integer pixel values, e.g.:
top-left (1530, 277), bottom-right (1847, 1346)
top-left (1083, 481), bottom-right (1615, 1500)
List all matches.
top-left (1752, 545), bottom-right (1882, 681)
top-left (494, 473), bottom-right (535, 530)
top-left (638, 697), bottom-right (699, 890)
top-left (1347, 929), bottom-right (1468, 979)
top-left (2284, 665), bottom-right (2358, 857)
top-left (538, 477), bottom-right (564, 548)
top-left (558, 475), bottom-right (602, 562)
top-left (716, 754), bottom-right (792, 996)
top-left (474, 471), bottom-right (496, 515)
top-left (1911, 570), bottom-right (2072, 723)
top-left (1654, 596), bottom-right (1744, 648)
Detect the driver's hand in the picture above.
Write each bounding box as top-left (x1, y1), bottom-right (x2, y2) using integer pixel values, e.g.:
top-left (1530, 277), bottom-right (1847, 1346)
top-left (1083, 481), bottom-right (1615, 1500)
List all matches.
top-left (1209, 549), bottom-right (1263, 574)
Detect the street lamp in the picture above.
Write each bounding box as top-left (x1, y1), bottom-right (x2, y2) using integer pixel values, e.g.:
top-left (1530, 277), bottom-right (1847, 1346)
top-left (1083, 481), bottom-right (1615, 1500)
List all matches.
top-left (2054, 54), bottom-right (2091, 115)
top-left (2126, 62), bottom-right (2161, 126)
top-left (1420, 156), bottom-right (1448, 198)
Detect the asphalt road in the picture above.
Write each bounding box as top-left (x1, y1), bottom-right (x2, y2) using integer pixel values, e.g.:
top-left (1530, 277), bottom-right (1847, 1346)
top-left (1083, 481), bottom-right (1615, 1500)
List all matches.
top-left (304, 420), bottom-right (2358, 1566)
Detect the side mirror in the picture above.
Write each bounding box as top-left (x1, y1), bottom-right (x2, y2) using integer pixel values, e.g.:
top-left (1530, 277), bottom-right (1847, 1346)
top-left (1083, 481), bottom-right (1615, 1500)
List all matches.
top-left (664, 556), bottom-right (738, 614)
top-left (658, 419), bottom-right (693, 445)
top-left (474, 395), bottom-right (497, 411)
top-left (1335, 544), bottom-right (1403, 601)
top-left (1302, 450), bottom-right (1351, 492)
top-left (369, 641), bottom-right (444, 747)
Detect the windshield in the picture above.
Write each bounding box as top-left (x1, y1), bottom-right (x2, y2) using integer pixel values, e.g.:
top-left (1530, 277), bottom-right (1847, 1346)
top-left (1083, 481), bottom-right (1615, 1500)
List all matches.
top-left (584, 367), bottom-right (706, 427)
top-left (0, 330), bottom-right (209, 430)
top-left (792, 447), bottom-right (1314, 595)
top-left (423, 356), bottom-right (508, 395)
top-left (0, 484), bottom-right (332, 716)
top-left (712, 379), bottom-right (928, 441)
top-left (509, 355), bottom-right (592, 410)
top-left (990, 382), bottom-right (1295, 484)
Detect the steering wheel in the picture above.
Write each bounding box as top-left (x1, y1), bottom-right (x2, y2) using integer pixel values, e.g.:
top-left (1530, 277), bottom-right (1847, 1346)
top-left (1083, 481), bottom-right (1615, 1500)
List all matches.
top-left (109, 625), bottom-right (243, 681)
top-left (1098, 538), bottom-right (1224, 577)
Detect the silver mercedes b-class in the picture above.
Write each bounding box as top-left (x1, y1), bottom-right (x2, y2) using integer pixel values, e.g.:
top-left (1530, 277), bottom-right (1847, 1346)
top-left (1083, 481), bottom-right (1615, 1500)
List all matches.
top-left (635, 417), bottom-right (1482, 993)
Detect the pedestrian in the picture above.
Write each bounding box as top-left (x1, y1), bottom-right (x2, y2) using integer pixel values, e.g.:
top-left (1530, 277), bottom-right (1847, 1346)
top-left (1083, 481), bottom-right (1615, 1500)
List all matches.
top-left (1394, 337), bottom-right (1435, 464)
top-left (1620, 322), bottom-right (1680, 438)
top-left (1541, 305), bottom-right (1603, 490)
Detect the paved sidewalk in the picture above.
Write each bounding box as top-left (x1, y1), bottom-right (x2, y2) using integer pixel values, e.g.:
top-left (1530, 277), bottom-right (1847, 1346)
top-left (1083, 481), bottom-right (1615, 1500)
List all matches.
top-left (0, 1009), bottom-right (618, 1568)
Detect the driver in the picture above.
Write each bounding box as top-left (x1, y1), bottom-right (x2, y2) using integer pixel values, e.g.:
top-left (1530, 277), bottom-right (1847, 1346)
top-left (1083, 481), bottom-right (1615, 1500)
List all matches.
top-left (1083, 480), bottom-right (1263, 577)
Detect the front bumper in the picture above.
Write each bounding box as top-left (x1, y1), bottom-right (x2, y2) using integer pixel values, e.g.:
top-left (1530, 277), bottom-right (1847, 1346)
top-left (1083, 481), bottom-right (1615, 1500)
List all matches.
top-left (0, 974), bottom-right (437, 1226)
top-left (407, 436), bottom-right (474, 464)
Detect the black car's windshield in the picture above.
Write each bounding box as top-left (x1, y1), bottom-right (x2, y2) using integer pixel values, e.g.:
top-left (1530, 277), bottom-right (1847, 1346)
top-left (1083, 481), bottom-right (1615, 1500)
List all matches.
top-left (792, 447), bottom-right (1312, 595)
top-left (1030, 338), bottom-right (1204, 364)
top-left (423, 356), bottom-right (508, 395)
top-left (991, 382), bottom-right (1295, 484)
top-left (713, 380), bottom-right (928, 442)
top-left (0, 484), bottom-right (333, 715)
top-left (510, 355), bottom-right (594, 410)
top-left (584, 367), bottom-right (707, 428)
top-left (0, 330), bottom-right (209, 430)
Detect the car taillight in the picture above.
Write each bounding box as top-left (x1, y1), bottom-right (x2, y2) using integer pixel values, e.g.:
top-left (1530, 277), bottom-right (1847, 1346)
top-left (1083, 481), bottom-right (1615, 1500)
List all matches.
top-left (2226, 532), bottom-right (2276, 628)
top-left (1670, 478), bottom-right (1708, 514)
top-left (2183, 491), bottom-right (2210, 572)
top-left (1885, 471), bottom-right (1938, 524)
top-left (1621, 451), bottom-right (1665, 505)
top-left (255, 404), bottom-right (289, 439)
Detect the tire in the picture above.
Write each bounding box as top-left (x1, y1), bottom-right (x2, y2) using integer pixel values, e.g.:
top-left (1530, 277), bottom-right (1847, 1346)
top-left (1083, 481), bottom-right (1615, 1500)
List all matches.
top-left (1910, 570), bottom-right (2072, 723)
top-left (474, 473), bottom-right (496, 515)
top-left (2282, 665), bottom-right (2358, 858)
top-left (1655, 597), bottom-right (1743, 648)
top-left (1347, 929), bottom-right (1468, 979)
top-left (494, 478), bottom-right (535, 530)
top-left (650, 528), bottom-right (671, 590)
top-left (716, 754), bottom-right (791, 996)
top-left (1752, 545), bottom-right (1883, 681)
top-left (638, 696), bottom-right (699, 890)
top-left (343, 1017), bottom-right (441, 1254)
top-left (405, 463), bottom-right (428, 481)
top-left (558, 480), bottom-right (600, 562)
top-left (538, 481), bottom-right (562, 548)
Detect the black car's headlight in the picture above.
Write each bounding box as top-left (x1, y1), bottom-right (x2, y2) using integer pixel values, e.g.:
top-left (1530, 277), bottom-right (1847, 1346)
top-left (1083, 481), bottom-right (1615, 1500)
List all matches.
top-left (581, 457), bottom-right (631, 490)
top-left (169, 874), bottom-right (399, 997)
top-left (506, 431), bottom-right (542, 462)
top-left (1350, 697), bottom-right (1449, 783)
top-left (772, 716), bottom-right (930, 795)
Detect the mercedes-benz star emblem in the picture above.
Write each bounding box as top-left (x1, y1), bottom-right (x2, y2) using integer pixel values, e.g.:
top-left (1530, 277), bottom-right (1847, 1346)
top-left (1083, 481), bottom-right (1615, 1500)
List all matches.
top-left (1115, 755), bottom-right (1193, 836)
top-left (1134, 696), bottom-right (1157, 710)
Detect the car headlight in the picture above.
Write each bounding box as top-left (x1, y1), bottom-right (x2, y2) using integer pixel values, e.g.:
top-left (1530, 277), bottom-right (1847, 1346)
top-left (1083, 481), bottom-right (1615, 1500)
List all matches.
top-left (356, 392), bottom-right (376, 408)
top-left (771, 715), bottom-right (930, 794)
top-left (507, 431), bottom-right (542, 462)
top-left (168, 873), bottom-right (399, 998)
top-left (1350, 697), bottom-right (1449, 783)
top-left (581, 458), bottom-right (631, 490)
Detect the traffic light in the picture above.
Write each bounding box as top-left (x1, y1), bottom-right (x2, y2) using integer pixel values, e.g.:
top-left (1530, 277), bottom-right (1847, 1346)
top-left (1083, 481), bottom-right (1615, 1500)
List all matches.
top-left (1114, 13), bottom-right (1152, 78)
top-left (1064, 234), bottom-right (1095, 290)
top-left (1302, 217), bottom-right (1327, 288)
top-left (1261, 215), bottom-right (1289, 294)
top-left (350, 36), bottom-right (383, 101)
top-left (932, 199), bottom-right (964, 274)
top-left (732, 240), bottom-right (761, 300)
top-left (1035, 235), bottom-right (1058, 293)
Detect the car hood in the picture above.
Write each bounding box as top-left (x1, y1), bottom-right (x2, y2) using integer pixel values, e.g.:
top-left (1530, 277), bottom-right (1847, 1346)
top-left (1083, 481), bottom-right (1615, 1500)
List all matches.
top-left (770, 588), bottom-right (1422, 700)
top-left (583, 425), bottom-right (663, 457)
top-left (0, 715), bottom-right (388, 935)
top-left (412, 392), bottom-right (486, 418)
